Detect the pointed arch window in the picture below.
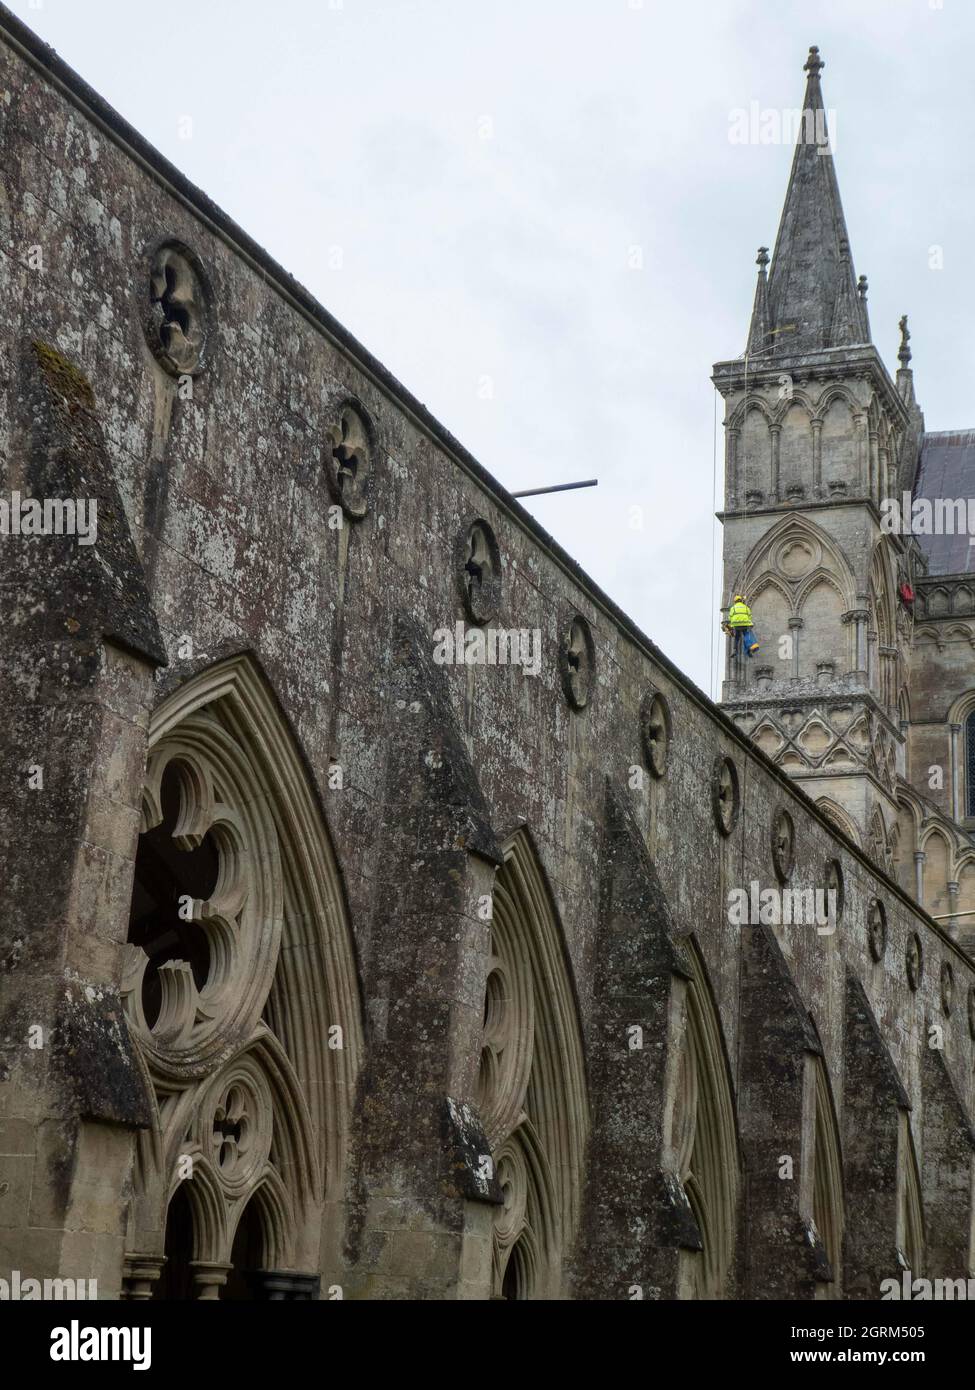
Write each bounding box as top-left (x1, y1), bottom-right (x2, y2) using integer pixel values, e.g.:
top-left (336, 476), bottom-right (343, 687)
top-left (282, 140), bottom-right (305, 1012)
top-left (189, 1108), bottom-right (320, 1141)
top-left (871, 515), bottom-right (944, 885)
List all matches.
top-left (122, 656), bottom-right (362, 1300)
top-left (811, 1058), bottom-right (844, 1298)
top-left (477, 833), bottom-right (589, 1299)
top-left (668, 940), bottom-right (741, 1299)
top-left (965, 710), bottom-right (975, 817)
top-left (895, 1111), bottom-right (925, 1277)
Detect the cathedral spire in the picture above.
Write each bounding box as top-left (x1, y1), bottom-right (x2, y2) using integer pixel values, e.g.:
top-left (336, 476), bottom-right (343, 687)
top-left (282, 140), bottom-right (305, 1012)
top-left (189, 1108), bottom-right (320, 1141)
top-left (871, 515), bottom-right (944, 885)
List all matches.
top-left (746, 247), bottom-right (771, 355)
top-left (764, 46), bottom-right (870, 356)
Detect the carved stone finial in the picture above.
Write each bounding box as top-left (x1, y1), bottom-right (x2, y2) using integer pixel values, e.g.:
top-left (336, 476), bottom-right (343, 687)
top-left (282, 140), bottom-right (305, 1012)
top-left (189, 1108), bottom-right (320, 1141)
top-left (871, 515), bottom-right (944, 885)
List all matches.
top-left (804, 45), bottom-right (824, 77)
top-left (857, 274), bottom-right (868, 300)
top-left (898, 313), bottom-right (912, 366)
top-left (756, 246), bottom-right (770, 271)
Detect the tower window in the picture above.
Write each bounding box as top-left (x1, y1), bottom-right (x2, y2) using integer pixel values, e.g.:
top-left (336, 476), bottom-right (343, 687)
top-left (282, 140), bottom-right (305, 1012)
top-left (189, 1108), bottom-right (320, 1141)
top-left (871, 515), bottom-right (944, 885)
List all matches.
top-left (966, 711), bottom-right (975, 817)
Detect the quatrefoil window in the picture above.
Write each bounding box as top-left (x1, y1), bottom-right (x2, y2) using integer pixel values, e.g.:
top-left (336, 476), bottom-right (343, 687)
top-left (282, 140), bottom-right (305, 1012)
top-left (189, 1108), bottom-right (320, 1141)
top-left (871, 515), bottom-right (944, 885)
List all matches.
top-left (867, 900), bottom-right (887, 963)
top-left (456, 518), bottom-right (502, 624)
top-left (771, 808), bottom-right (795, 883)
top-left (712, 757), bottom-right (740, 837)
top-left (144, 240), bottom-right (210, 376)
top-left (212, 1085), bottom-right (252, 1174)
top-left (824, 858), bottom-right (844, 923)
top-left (940, 961), bottom-right (954, 1016)
top-left (198, 1066), bottom-right (273, 1193)
top-left (559, 615), bottom-right (595, 710)
top-left (326, 403), bottom-right (373, 519)
top-left (641, 688), bottom-right (671, 779)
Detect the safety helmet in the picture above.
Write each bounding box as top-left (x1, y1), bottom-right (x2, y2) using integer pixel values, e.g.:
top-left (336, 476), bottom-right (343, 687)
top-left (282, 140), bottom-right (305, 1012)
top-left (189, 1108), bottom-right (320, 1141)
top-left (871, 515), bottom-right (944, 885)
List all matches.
top-left (734, 593), bottom-right (746, 602)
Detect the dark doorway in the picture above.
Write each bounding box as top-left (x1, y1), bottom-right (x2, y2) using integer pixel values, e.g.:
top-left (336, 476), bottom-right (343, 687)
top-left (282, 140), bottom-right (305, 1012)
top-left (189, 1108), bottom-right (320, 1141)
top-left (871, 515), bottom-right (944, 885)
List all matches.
top-left (224, 1196), bottom-right (267, 1301)
top-left (157, 1184), bottom-right (195, 1300)
top-left (501, 1242), bottom-right (528, 1300)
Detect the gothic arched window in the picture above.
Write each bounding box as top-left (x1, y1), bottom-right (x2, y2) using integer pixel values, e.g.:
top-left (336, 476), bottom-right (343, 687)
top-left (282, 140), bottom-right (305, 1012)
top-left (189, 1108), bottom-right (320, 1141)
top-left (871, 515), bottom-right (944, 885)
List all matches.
top-left (478, 832), bottom-right (589, 1299)
top-left (669, 940), bottom-right (740, 1298)
top-left (122, 655), bottom-right (362, 1301)
top-left (965, 710), bottom-right (975, 817)
top-left (896, 1111), bottom-right (925, 1277)
top-left (811, 1057), bottom-right (844, 1298)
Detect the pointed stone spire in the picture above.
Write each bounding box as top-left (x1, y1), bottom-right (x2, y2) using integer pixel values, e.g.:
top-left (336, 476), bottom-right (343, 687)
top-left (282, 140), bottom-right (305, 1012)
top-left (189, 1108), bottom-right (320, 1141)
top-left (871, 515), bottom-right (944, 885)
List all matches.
top-left (765, 46), bottom-right (870, 356)
top-left (827, 237), bottom-right (858, 346)
top-left (856, 273), bottom-right (870, 340)
top-left (746, 246), bottom-right (772, 354)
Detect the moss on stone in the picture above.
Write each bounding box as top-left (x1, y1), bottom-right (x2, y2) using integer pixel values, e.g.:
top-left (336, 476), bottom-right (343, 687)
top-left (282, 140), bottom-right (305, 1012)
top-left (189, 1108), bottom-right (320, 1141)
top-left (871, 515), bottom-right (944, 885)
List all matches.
top-left (30, 339), bottom-right (95, 412)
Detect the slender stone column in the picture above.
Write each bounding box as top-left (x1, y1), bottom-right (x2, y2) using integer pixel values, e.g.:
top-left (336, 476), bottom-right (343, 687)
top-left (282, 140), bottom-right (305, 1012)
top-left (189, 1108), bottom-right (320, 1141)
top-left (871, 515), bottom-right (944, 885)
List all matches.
top-left (855, 613), bottom-right (867, 675)
top-left (789, 616), bottom-right (802, 680)
top-left (866, 629), bottom-right (878, 690)
top-left (190, 1261), bottom-right (232, 1300)
top-left (727, 426), bottom-right (740, 507)
top-left (806, 417), bottom-right (823, 494)
top-left (844, 608), bottom-right (869, 676)
top-left (853, 412), bottom-right (865, 492)
top-left (121, 1254), bottom-right (166, 1300)
top-left (950, 723), bottom-right (962, 821)
top-left (878, 645), bottom-right (897, 710)
top-left (770, 424), bottom-right (781, 501)
top-left (914, 851), bottom-right (925, 906)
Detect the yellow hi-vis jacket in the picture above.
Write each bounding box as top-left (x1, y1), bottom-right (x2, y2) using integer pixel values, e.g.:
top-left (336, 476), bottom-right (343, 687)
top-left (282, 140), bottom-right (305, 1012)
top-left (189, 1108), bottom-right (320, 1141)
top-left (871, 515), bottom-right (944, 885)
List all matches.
top-left (728, 600), bottom-right (753, 628)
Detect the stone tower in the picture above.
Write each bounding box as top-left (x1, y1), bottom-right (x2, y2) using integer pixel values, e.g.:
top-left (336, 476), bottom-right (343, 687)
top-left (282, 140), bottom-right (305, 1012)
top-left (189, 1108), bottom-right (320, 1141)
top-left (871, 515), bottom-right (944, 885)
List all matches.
top-left (713, 46), bottom-right (926, 863)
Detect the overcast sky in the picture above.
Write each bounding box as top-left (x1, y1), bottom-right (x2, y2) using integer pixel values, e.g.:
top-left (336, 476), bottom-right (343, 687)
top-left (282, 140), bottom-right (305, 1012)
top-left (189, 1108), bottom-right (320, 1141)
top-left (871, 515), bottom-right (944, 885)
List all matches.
top-left (11, 0), bottom-right (975, 695)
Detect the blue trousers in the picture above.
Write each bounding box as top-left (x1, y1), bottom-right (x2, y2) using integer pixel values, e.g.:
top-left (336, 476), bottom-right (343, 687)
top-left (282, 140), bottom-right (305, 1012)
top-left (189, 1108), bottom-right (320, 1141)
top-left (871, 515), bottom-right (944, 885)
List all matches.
top-left (732, 626), bottom-right (758, 657)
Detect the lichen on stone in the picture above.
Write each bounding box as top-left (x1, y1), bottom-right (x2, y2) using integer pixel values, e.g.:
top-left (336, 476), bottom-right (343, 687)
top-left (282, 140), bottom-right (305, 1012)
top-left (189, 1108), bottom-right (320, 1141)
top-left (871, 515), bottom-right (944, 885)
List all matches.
top-left (30, 338), bottom-right (95, 412)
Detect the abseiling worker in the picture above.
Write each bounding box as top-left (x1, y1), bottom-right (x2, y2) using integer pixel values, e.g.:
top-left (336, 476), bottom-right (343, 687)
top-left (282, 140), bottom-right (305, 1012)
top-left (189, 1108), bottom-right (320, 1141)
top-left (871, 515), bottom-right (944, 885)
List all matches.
top-left (727, 593), bottom-right (760, 658)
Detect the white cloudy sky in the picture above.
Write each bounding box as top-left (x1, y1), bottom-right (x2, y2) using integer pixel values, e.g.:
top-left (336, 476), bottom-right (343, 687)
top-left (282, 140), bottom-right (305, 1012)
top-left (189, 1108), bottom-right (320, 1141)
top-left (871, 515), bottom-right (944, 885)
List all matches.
top-left (12, 0), bottom-right (975, 695)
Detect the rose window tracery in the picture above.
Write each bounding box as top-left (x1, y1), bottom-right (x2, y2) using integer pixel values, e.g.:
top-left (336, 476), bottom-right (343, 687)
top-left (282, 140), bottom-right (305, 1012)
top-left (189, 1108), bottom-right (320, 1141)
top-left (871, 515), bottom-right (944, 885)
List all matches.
top-left (123, 711), bottom-right (282, 1081)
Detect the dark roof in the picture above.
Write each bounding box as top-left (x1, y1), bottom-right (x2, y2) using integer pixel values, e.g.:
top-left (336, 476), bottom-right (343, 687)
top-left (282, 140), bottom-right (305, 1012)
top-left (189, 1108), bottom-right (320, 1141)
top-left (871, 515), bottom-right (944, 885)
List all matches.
top-left (914, 430), bottom-right (975, 574)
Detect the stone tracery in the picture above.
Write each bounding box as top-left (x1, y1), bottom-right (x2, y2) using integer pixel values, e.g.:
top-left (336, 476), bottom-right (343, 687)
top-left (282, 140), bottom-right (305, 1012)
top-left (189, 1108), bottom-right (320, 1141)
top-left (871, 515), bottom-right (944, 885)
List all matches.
top-left (122, 655), bottom-right (362, 1299)
top-left (477, 831), bottom-right (588, 1299)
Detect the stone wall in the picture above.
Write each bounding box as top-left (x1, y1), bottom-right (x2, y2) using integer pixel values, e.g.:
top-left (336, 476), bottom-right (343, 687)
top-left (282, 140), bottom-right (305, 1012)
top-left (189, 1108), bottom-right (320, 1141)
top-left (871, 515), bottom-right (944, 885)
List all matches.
top-left (1, 7), bottom-right (973, 1299)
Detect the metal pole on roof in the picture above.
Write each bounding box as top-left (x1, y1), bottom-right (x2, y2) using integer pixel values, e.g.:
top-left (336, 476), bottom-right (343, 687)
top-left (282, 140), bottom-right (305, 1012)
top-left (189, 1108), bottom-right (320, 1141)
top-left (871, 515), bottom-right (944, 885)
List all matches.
top-left (512, 479), bottom-right (598, 499)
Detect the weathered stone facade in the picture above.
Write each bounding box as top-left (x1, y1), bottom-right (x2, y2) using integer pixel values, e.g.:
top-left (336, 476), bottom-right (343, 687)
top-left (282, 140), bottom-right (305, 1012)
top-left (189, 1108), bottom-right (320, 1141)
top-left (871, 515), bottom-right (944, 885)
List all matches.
top-left (1, 14), bottom-right (973, 1301)
top-left (717, 47), bottom-right (975, 958)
